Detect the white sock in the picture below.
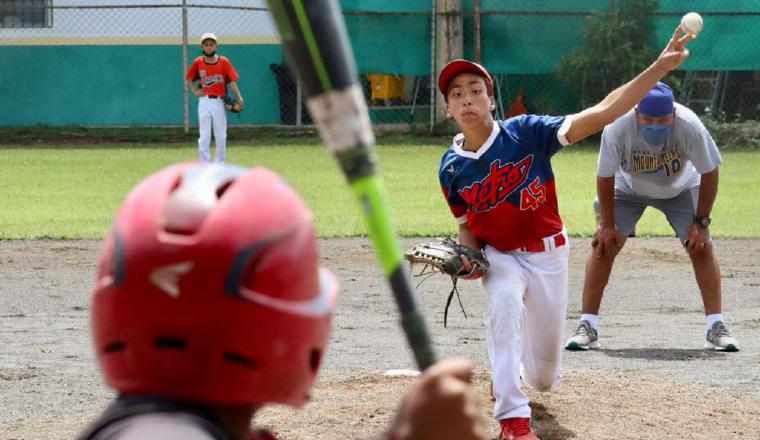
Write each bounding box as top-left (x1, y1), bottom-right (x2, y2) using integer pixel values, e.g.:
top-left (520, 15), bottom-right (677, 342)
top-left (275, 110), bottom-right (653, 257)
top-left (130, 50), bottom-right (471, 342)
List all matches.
top-left (581, 313), bottom-right (599, 332)
top-left (706, 313), bottom-right (723, 332)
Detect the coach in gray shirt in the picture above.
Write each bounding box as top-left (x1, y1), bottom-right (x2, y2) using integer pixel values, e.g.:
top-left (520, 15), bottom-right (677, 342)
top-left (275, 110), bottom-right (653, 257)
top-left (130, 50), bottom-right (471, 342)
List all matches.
top-left (565, 81), bottom-right (739, 352)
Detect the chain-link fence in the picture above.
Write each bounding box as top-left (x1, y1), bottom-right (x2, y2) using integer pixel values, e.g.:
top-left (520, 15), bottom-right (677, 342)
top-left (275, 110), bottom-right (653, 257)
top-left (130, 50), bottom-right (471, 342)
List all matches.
top-left (0, 0), bottom-right (758, 129)
top-left (465, 1), bottom-right (760, 122)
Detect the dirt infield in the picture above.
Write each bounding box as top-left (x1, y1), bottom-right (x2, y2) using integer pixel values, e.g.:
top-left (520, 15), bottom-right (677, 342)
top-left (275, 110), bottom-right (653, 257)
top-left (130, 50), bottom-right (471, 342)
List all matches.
top-left (2, 237), bottom-right (760, 439)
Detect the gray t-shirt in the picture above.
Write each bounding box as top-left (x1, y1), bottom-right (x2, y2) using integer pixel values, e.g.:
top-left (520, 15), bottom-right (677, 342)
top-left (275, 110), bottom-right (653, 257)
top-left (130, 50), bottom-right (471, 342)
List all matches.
top-left (597, 103), bottom-right (721, 199)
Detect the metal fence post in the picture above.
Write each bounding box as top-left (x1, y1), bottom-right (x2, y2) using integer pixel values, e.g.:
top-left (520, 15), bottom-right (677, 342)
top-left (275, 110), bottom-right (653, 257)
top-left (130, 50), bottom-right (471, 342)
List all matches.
top-left (182, 0), bottom-right (189, 134)
top-left (429, 0), bottom-right (437, 132)
top-left (473, 0), bottom-right (481, 63)
top-left (296, 77), bottom-right (302, 127)
top-left (434, 0), bottom-right (462, 126)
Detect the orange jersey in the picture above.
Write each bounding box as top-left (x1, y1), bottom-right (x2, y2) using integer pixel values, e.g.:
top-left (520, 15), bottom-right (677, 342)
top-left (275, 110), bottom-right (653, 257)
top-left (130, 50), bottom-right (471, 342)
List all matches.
top-left (185, 55), bottom-right (239, 97)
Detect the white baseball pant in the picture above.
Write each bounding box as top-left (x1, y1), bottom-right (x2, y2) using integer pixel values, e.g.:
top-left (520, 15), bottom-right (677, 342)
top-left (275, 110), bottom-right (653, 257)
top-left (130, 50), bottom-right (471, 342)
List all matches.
top-left (197, 96), bottom-right (227, 162)
top-left (483, 230), bottom-right (569, 420)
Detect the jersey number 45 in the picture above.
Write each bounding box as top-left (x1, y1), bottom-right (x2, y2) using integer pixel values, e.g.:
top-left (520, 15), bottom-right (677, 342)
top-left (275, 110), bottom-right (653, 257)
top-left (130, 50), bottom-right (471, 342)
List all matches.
top-left (520, 177), bottom-right (546, 211)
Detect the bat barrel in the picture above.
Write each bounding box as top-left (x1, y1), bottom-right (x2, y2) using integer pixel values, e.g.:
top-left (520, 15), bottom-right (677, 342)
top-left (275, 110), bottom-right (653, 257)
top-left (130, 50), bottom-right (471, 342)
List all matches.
top-left (266, 0), bottom-right (437, 371)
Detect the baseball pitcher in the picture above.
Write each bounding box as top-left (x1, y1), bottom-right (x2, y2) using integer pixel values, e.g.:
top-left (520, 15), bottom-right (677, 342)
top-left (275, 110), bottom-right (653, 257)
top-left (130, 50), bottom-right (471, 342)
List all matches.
top-left (436, 25), bottom-right (692, 440)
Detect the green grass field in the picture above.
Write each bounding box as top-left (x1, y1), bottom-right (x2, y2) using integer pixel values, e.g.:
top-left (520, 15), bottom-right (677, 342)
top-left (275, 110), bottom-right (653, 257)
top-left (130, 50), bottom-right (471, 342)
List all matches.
top-left (1, 141), bottom-right (757, 239)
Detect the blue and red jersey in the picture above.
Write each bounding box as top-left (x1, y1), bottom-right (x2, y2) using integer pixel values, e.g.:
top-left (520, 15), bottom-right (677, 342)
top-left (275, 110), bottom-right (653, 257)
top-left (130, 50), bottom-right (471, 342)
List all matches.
top-left (438, 115), bottom-right (570, 251)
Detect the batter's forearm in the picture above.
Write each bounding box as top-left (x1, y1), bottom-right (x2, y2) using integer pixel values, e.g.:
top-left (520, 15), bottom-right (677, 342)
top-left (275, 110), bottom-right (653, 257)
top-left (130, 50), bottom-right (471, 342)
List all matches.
top-left (597, 176), bottom-right (616, 227)
top-left (696, 167), bottom-right (719, 217)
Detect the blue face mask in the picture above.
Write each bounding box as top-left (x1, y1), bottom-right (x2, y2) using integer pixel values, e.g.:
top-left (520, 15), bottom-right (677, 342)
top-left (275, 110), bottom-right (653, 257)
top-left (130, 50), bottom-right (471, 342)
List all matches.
top-left (639, 124), bottom-right (671, 145)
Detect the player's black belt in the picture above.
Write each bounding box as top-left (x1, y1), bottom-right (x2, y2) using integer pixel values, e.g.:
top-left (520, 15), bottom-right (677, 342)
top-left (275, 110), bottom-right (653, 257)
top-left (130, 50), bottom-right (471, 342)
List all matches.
top-left (205, 95), bottom-right (219, 99)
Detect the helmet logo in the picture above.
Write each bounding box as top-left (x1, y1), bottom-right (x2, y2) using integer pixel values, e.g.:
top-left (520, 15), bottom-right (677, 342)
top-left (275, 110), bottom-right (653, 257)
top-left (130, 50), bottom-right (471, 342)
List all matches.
top-left (149, 261), bottom-right (194, 298)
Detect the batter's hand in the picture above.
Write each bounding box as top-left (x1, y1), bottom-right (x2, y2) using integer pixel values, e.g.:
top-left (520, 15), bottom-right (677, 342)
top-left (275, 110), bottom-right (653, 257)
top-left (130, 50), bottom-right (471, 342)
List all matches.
top-left (592, 224), bottom-right (625, 259)
top-left (386, 358), bottom-right (486, 440)
top-left (655, 25), bottom-right (693, 72)
top-left (685, 223), bottom-right (710, 253)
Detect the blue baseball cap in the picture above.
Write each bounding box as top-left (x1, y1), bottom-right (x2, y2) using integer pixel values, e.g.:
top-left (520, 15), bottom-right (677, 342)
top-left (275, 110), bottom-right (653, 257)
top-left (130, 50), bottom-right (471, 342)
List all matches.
top-left (637, 82), bottom-right (674, 117)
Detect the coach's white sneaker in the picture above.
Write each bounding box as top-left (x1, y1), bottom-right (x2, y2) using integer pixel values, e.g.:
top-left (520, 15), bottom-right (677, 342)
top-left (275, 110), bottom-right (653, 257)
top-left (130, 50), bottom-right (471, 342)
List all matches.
top-left (565, 320), bottom-right (600, 351)
top-left (705, 321), bottom-right (739, 352)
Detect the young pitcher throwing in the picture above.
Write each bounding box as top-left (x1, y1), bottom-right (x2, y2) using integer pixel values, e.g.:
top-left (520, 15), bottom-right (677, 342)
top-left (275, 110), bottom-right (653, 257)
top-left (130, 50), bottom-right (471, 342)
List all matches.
top-left (436, 25), bottom-right (693, 439)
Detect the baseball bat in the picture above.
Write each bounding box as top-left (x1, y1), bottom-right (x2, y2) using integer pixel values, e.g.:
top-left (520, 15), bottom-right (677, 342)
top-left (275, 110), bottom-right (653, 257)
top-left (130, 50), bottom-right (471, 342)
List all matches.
top-left (266, 0), bottom-right (436, 370)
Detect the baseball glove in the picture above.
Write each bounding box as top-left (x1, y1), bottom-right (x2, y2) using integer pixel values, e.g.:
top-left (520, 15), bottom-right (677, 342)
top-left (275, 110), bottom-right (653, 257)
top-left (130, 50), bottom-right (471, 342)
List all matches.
top-left (404, 238), bottom-right (489, 327)
top-left (404, 238), bottom-right (489, 279)
top-left (222, 95), bottom-right (243, 113)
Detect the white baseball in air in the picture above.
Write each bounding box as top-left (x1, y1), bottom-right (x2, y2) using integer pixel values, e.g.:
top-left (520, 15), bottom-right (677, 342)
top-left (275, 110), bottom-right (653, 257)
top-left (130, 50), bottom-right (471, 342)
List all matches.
top-left (681, 12), bottom-right (703, 36)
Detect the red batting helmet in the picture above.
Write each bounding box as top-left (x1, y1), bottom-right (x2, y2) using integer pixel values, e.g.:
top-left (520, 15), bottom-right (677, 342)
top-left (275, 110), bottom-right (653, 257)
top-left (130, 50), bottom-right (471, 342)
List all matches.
top-left (91, 162), bottom-right (338, 407)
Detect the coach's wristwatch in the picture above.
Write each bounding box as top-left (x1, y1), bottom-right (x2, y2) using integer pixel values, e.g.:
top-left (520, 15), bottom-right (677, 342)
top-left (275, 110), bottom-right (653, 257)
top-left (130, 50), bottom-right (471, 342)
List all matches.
top-left (694, 215), bottom-right (712, 227)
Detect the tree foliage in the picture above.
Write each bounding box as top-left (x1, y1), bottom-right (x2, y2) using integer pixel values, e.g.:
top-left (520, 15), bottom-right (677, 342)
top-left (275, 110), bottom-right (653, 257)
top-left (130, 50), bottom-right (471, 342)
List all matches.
top-left (557, 0), bottom-right (660, 108)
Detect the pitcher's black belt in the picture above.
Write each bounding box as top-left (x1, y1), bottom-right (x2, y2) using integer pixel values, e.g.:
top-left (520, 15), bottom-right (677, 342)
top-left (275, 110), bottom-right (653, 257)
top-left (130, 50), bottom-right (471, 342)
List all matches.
top-left (204, 95), bottom-right (219, 99)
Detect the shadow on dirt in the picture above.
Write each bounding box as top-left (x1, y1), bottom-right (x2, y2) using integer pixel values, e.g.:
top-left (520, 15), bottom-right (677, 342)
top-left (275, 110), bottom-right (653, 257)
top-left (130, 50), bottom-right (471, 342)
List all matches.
top-left (530, 401), bottom-right (576, 440)
top-left (601, 348), bottom-right (724, 361)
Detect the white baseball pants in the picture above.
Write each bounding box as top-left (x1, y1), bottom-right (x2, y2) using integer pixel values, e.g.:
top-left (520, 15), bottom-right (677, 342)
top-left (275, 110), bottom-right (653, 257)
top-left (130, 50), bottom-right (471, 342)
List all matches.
top-left (483, 230), bottom-right (569, 420)
top-left (197, 96), bottom-right (227, 162)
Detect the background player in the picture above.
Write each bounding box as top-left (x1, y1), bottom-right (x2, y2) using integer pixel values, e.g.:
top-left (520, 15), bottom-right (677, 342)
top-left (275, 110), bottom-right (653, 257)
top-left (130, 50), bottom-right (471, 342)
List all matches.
top-left (437, 26), bottom-right (692, 440)
top-left (185, 33), bottom-right (244, 163)
top-left (564, 82), bottom-right (739, 352)
top-left (78, 162), bottom-right (486, 440)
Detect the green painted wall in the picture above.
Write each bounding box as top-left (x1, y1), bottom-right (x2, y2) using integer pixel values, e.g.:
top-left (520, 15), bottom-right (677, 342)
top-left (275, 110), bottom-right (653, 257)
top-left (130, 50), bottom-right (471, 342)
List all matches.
top-left (341, 1), bottom-right (760, 76)
top-left (345, 14), bottom-right (431, 75)
top-left (2, 1), bottom-right (758, 126)
top-left (0, 44), bottom-right (284, 126)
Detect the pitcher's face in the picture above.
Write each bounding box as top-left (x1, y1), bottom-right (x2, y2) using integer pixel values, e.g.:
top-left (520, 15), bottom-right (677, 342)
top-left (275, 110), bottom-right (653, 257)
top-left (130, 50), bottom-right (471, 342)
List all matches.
top-left (446, 73), bottom-right (495, 127)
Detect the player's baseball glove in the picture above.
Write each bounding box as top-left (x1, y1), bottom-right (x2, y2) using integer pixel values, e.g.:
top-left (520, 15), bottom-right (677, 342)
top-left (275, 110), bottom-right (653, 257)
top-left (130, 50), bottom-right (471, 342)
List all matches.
top-left (222, 95), bottom-right (243, 113)
top-left (405, 238), bottom-right (489, 279)
top-left (404, 238), bottom-right (489, 327)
